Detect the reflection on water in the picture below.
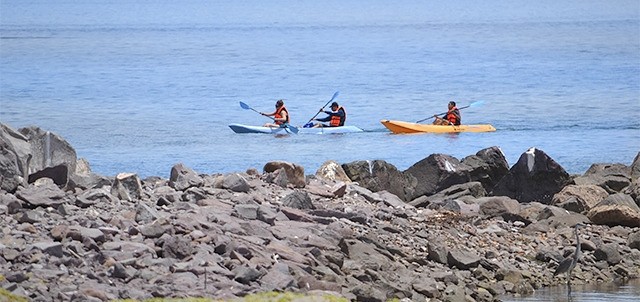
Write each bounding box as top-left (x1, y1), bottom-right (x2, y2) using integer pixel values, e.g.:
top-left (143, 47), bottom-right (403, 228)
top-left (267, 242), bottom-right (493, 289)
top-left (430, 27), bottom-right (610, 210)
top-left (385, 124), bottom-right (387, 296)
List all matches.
top-left (502, 279), bottom-right (640, 302)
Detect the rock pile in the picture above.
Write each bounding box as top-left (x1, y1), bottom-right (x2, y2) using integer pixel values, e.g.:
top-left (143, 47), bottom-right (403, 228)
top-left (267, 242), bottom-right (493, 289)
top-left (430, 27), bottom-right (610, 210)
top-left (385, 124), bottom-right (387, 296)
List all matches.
top-left (1, 123), bottom-right (639, 302)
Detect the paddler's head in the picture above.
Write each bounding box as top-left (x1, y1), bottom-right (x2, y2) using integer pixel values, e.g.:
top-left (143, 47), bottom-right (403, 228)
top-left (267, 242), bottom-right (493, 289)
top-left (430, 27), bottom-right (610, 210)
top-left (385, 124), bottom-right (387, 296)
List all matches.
top-left (275, 99), bottom-right (284, 108)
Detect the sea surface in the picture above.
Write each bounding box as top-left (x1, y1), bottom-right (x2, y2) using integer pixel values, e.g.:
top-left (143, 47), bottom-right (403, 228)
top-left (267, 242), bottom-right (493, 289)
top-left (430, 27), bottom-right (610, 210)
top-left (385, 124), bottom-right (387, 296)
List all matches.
top-left (502, 279), bottom-right (640, 301)
top-left (1, 0), bottom-right (639, 181)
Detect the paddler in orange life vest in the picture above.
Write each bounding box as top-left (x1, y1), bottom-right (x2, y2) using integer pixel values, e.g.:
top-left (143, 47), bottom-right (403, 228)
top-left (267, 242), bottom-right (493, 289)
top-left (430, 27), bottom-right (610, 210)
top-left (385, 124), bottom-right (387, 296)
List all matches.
top-left (433, 101), bottom-right (461, 126)
top-left (313, 102), bottom-right (346, 128)
top-left (261, 99), bottom-right (290, 128)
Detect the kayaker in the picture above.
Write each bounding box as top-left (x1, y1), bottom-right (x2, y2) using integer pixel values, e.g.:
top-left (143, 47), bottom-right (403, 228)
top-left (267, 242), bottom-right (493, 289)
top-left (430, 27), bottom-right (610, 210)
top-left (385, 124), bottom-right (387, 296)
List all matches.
top-left (312, 102), bottom-right (346, 128)
top-left (433, 101), bottom-right (461, 125)
top-left (261, 99), bottom-right (290, 128)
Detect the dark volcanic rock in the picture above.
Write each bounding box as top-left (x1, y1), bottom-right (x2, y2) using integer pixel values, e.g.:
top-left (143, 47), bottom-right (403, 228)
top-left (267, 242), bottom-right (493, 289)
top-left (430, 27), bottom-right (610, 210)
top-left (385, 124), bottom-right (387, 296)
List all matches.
top-left (404, 154), bottom-right (471, 201)
top-left (461, 146), bottom-right (510, 192)
top-left (491, 147), bottom-right (571, 204)
top-left (574, 163), bottom-right (632, 193)
top-left (342, 159), bottom-right (414, 201)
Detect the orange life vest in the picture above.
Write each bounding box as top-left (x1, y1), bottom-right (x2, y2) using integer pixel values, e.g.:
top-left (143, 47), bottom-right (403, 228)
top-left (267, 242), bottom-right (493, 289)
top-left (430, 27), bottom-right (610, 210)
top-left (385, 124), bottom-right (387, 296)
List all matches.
top-left (275, 106), bottom-right (289, 125)
top-left (446, 107), bottom-right (460, 125)
top-left (330, 107), bottom-right (346, 127)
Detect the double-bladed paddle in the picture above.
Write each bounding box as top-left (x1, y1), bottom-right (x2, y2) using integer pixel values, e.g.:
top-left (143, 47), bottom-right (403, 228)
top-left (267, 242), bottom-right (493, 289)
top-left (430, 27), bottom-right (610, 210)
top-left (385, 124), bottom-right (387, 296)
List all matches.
top-left (239, 101), bottom-right (299, 134)
top-left (305, 91), bottom-right (340, 125)
top-left (416, 100), bottom-right (485, 123)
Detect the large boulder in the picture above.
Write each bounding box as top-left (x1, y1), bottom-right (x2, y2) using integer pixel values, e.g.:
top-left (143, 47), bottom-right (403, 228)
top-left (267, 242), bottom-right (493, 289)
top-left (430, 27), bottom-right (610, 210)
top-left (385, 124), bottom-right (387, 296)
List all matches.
top-left (403, 154), bottom-right (470, 201)
top-left (0, 123), bottom-right (32, 192)
top-left (409, 181), bottom-right (486, 208)
top-left (264, 161), bottom-right (305, 188)
top-left (491, 148), bottom-right (571, 204)
top-left (315, 160), bottom-right (351, 183)
top-left (587, 193), bottom-right (640, 227)
top-left (477, 196), bottom-right (522, 220)
top-left (15, 178), bottom-right (69, 208)
top-left (631, 152), bottom-right (640, 179)
top-left (342, 160), bottom-right (414, 201)
top-left (574, 163), bottom-right (632, 193)
top-left (551, 185), bottom-right (609, 214)
top-left (111, 173), bottom-right (143, 202)
top-left (626, 152), bottom-right (640, 204)
top-left (169, 163), bottom-right (204, 191)
top-left (460, 146), bottom-right (509, 193)
top-left (19, 125), bottom-right (77, 186)
top-left (0, 123), bottom-right (79, 192)
top-left (68, 158), bottom-right (112, 190)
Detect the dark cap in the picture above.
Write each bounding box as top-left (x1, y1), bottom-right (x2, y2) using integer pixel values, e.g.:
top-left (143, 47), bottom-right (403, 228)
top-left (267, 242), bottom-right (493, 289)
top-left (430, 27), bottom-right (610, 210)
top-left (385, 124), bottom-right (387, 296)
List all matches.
top-left (330, 102), bottom-right (339, 107)
top-left (276, 99), bottom-right (284, 106)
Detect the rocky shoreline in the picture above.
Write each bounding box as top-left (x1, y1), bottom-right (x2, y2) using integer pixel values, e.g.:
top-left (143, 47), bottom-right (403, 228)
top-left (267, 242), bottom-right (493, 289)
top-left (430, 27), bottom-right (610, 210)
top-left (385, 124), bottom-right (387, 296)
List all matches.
top-left (1, 123), bottom-right (639, 302)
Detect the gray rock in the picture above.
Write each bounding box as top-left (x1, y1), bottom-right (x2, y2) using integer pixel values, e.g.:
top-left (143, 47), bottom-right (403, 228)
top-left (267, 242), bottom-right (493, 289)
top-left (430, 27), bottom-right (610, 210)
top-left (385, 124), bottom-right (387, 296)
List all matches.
top-left (594, 243), bottom-right (622, 265)
top-left (574, 163), bottom-right (632, 193)
top-left (162, 236), bottom-right (194, 260)
top-left (111, 172), bottom-right (143, 201)
top-left (410, 181), bottom-right (486, 208)
top-left (412, 278), bottom-right (441, 298)
top-left (139, 223), bottom-right (169, 238)
top-left (235, 203), bottom-right (259, 220)
top-left (0, 123), bottom-right (30, 192)
top-left (264, 161), bottom-right (305, 188)
top-left (447, 249), bottom-right (481, 270)
top-left (135, 203), bottom-right (162, 224)
top-left (428, 242), bottom-right (449, 265)
top-left (1, 193), bottom-right (23, 214)
top-left (281, 191), bottom-right (314, 210)
top-left (491, 147), bottom-right (571, 204)
top-left (342, 159), bottom-right (413, 201)
top-left (16, 179), bottom-right (68, 207)
top-left (316, 160), bottom-right (352, 183)
top-left (351, 284), bottom-right (387, 302)
top-left (222, 173), bottom-right (250, 193)
top-left (629, 152), bottom-right (640, 179)
top-left (587, 194), bottom-right (640, 227)
top-left (260, 263), bottom-right (296, 291)
top-left (628, 231), bottom-right (640, 250)
top-left (31, 241), bottom-right (64, 258)
top-left (19, 126), bottom-right (77, 186)
top-left (257, 205), bottom-right (278, 225)
top-left (76, 188), bottom-right (118, 208)
top-left (169, 163), bottom-right (204, 191)
top-left (233, 265), bottom-right (264, 284)
top-left (461, 146), bottom-right (510, 192)
top-left (377, 190), bottom-right (408, 208)
top-left (478, 196), bottom-right (521, 219)
top-left (404, 154), bottom-right (471, 201)
top-left (552, 185), bottom-right (609, 213)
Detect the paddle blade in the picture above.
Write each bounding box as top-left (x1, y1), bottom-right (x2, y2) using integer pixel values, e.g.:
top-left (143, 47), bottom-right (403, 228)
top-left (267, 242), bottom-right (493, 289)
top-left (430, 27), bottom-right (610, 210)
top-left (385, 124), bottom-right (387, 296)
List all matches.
top-left (469, 100), bottom-right (484, 107)
top-left (329, 91), bottom-right (340, 102)
top-left (286, 124), bottom-right (299, 134)
top-left (239, 101), bottom-right (251, 110)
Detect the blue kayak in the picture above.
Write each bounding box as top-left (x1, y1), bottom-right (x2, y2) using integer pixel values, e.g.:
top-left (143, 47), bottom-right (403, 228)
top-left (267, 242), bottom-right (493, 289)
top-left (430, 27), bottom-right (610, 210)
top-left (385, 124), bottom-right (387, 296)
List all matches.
top-left (229, 123), bottom-right (364, 134)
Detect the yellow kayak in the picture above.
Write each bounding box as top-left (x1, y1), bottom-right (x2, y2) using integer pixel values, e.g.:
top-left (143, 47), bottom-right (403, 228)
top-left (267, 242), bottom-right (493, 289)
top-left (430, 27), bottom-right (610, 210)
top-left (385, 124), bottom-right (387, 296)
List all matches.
top-left (381, 120), bottom-right (496, 134)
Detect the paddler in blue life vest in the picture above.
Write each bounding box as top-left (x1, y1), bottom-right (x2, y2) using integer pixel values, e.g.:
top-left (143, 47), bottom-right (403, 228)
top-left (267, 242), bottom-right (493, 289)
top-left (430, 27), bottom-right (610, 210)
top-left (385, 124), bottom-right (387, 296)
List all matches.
top-left (261, 99), bottom-right (290, 128)
top-left (312, 102), bottom-right (346, 128)
top-left (433, 101), bottom-right (461, 125)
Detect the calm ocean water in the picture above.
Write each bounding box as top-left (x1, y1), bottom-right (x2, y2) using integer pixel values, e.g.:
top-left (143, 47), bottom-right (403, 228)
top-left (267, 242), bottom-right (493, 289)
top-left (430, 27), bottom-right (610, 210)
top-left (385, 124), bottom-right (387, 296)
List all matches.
top-left (1, 0), bottom-right (639, 181)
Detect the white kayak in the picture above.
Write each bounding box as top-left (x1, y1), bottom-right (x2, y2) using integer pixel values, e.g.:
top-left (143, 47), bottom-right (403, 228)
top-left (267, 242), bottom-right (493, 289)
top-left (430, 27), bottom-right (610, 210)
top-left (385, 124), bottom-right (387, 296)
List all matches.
top-left (229, 123), bottom-right (364, 134)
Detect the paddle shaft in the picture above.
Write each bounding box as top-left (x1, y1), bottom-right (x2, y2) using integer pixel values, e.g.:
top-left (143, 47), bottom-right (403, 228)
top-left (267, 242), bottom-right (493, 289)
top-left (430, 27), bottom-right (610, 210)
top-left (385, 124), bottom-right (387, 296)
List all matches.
top-left (416, 104), bottom-right (473, 123)
top-left (306, 91), bottom-right (340, 125)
